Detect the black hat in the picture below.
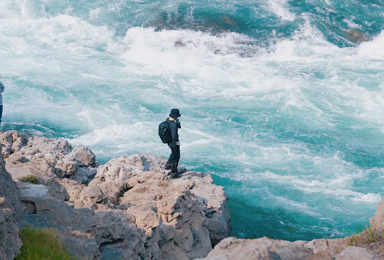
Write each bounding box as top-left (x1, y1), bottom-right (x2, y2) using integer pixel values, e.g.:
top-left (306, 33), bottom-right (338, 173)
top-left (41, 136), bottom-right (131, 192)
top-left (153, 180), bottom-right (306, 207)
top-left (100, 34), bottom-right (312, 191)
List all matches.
top-left (169, 108), bottom-right (181, 118)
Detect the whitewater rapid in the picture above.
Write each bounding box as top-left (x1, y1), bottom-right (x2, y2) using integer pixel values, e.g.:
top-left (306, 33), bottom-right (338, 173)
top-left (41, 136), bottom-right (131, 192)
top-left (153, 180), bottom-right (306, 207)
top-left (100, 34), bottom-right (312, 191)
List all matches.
top-left (1, 0), bottom-right (384, 241)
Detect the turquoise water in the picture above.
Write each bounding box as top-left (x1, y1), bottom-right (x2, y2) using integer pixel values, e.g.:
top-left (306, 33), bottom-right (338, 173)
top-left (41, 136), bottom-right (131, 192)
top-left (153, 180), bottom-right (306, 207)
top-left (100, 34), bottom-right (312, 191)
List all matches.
top-left (1, 0), bottom-right (384, 241)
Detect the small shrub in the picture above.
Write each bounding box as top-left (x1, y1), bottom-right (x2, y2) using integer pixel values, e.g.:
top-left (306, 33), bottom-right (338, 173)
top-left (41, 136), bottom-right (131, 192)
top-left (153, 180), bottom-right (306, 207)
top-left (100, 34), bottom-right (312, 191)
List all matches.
top-left (347, 225), bottom-right (382, 247)
top-left (18, 175), bottom-right (40, 184)
top-left (16, 226), bottom-right (77, 260)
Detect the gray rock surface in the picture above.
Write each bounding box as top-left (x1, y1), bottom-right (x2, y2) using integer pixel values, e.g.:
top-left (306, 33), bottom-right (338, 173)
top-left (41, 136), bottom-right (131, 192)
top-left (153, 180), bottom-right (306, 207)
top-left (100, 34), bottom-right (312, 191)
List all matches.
top-left (5, 130), bottom-right (384, 260)
top-left (0, 146), bottom-right (22, 260)
top-left (2, 131), bottom-right (98, 185)
top-left (202, 228), bottom-right (383, 260)
top-left (370, 198), bottom-right (384, 233)
top-left (81, 154), bottom-right (231, 259)
top-left (333, 246), bottom-right (378, 260)
top-left (0, 131), bottom-right (231, 260)
top-left (66, 145), bottom-right (96, 166)
top-left (201, 237), bottom-right (313, 260)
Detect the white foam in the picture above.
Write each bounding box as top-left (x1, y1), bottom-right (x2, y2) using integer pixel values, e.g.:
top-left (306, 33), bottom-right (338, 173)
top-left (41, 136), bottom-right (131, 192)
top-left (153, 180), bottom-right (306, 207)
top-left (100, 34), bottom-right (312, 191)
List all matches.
top-left (268, 0), bottom-right (296, 21)
top-left (359, 31), bottom-right (384, 58)
top-left (343, 18), bottom-right (362, 29)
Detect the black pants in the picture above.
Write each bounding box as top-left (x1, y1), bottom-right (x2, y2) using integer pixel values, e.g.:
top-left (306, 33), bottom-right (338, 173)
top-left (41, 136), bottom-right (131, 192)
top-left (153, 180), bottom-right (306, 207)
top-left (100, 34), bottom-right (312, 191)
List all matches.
top-left (167, 142), bottom-right (180, 173)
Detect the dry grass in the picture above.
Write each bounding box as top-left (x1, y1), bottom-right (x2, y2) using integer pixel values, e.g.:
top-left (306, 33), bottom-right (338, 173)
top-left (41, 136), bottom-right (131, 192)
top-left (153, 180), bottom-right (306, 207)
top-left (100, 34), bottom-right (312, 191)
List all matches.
top-left (18, 175), bottom-right (40, 184)
top-left (347, 226), bottom-right (382, 247)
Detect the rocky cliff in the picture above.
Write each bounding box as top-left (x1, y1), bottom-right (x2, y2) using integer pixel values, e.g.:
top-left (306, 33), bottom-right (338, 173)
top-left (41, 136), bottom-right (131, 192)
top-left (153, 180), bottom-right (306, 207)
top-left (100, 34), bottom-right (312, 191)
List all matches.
top-left (0, 131), bottom-right (231, 260)
top-left (0, 144), bottom-right (22, 260)
top-left (2, 130), bottom-right (384, 260)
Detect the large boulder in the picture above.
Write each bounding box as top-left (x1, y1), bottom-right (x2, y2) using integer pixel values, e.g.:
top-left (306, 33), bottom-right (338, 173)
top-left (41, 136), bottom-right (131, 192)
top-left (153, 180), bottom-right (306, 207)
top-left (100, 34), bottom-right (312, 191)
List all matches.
top-left (1, 131), bottom-right (98, 186)
top-left (66, 145), bottom-right (96, 166)
top-left (81, 154), bottom-right (232, 259)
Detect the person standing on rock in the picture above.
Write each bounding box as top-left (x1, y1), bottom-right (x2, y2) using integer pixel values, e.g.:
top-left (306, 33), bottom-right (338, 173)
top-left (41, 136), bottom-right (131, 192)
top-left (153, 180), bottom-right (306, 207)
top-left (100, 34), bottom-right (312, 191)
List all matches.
top-left (163, 109), bottom-right (182, 178)
top-left (0, 74), bottom-right (5, 125)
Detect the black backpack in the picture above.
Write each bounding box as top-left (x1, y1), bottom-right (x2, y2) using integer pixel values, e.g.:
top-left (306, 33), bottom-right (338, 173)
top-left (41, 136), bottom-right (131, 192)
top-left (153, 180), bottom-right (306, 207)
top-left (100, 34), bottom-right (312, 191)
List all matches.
top-left (158, 121), bottom-right (171, 143)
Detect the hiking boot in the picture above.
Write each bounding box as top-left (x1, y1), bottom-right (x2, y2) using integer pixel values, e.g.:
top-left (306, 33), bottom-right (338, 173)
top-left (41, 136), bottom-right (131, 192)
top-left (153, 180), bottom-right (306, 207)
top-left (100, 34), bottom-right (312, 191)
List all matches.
top-left (170, 171), bottom-right (180, 179)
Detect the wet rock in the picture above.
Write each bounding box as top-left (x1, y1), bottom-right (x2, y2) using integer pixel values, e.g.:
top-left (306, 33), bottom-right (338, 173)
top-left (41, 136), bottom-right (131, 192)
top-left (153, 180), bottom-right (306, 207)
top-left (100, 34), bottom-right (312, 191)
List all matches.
top-left (347, 29), bottom-right (369, 44)
top-left (175, 39), bottom-right (187, 47)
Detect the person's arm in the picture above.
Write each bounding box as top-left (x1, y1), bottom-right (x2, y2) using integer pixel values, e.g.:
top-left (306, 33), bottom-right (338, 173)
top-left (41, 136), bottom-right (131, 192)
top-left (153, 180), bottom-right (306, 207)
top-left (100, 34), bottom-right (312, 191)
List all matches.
top-left (0, 81), bottom-right (4, 93)
top-left (170, 122), bottom-right (179, 144)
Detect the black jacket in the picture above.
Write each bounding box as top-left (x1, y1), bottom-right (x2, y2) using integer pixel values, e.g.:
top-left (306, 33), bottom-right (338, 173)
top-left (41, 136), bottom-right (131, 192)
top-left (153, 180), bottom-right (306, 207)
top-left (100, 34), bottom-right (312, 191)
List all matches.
top-left (166, 118), bottom-right (181, 143)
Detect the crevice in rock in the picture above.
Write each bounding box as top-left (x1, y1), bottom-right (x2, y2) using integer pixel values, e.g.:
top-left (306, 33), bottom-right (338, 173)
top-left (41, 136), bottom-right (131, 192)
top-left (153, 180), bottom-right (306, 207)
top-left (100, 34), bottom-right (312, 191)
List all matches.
top-left (22, 200), bottom-right (37, 214)
top-left (99, 238), bottom-right (124, 251)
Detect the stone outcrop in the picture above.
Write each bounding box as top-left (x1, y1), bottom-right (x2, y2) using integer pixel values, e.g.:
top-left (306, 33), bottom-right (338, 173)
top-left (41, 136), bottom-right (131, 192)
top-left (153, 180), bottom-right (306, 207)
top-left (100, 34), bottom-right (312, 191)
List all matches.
top-left (333, 246), bottom-right (379, 260)
top-left (0, 131), bottom-right (231, 260)
top-left (370, 199), bottom-right (384, 233)
top-left (201, 236), bottom-right (383, 260)
top-left (0, 146), bottom-right (22, 260)
top-left (201, 237), bottom-right (313, 260)
top-left (4, 130), bottom-right (384, 260)
top-left (3, 131), bottom-right (97, 186)
top-left (202, 191), bottom-right (384, 260)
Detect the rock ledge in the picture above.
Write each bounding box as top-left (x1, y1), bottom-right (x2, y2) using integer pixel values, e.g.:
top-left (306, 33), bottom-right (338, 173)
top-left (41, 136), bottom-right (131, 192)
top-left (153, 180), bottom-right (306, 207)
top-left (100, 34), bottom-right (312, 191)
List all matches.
top-left (0, 131), bottom-right (231, 260)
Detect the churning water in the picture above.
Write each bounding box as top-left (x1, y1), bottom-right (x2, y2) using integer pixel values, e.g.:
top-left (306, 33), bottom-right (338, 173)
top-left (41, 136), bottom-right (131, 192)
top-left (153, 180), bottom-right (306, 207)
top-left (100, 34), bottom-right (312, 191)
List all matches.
top-left (1, 0), bottom-right (384, 241)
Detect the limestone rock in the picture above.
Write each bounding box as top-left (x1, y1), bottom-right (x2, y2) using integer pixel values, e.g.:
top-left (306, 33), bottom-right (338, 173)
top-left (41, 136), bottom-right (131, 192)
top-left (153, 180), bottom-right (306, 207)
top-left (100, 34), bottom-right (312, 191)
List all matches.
top-left (1, 131), bottom-right (232, 260)
top-left (188, 173), bottom-right (231, 243)
top-left (16, 179), bottom-right (150, 260)
top-left (59, 178), bottom-right (84, 201)
top-left (66, 145), bottom-right (96, 167)
top-left (16, 181), bottom-right (102, 259)
top-left (370, 198), bottom-right (384, 232)
top-left (121, 178), bottom-right (212, 259)
top-left (79, 154), bottom-right (231, 259)
top-left (304, 238), bottom-right (342, 259)
top-left (0, 146), bottom-right (22, 260)
top-left (202, 237), bottom-right (313, 260)
top-left (2, 131), bottom-right (96, 189)
top-left (333, 246), bottom-right (378, 260)
top-left (69, 166), bottom-right (96, 184)
top-left (56, 159), bottom-right (79, 177)
top-left (22, 136), bottom-right (72, 161)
